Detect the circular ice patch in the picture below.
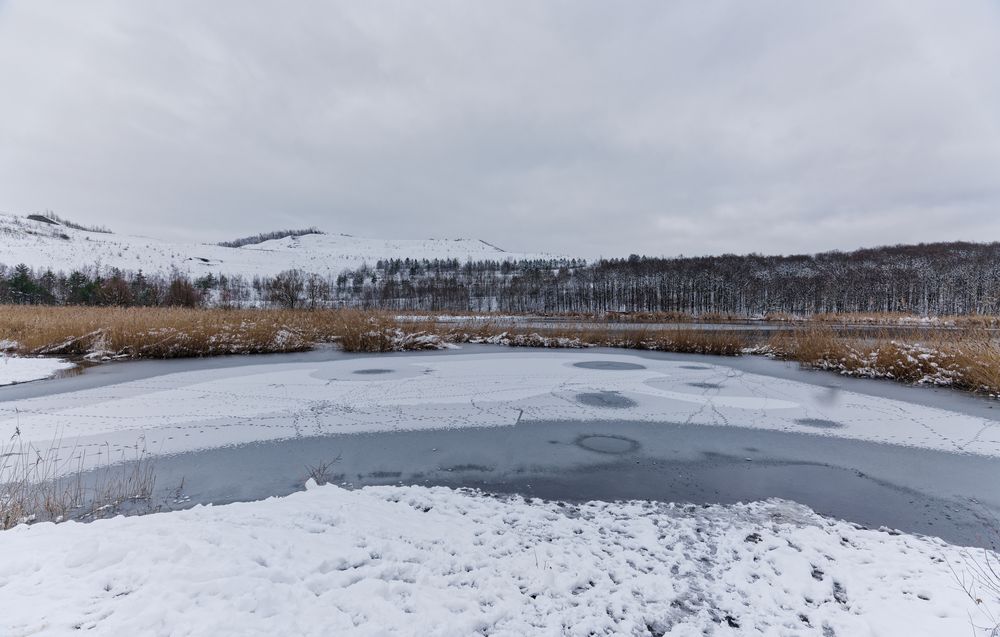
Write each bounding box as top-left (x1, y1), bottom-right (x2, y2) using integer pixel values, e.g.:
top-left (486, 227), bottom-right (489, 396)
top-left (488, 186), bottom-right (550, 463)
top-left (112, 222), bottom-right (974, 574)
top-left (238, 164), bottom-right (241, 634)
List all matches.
top-left (575, 434), bottom-right (641, 455)
top-left (575, 392), bottom-right (637, 409)
top-left (573, 361), bottom-right (646, 371)
top-left (353, 369), bottom-right (394, 375)
top-left (795, 418), bottom-right (845, 429)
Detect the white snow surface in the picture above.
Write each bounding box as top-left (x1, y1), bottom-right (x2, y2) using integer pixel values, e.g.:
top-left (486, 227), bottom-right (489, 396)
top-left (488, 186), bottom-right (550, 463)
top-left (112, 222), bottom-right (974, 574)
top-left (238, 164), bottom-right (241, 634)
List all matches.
top-left (0, 356), bottom-right (74, 386)
top-left (2, 351), bottom-right (999, 473)
top-left (0, 213), bottom-right (554, 278)
top-left (0, 484), bottom-right (992, 636)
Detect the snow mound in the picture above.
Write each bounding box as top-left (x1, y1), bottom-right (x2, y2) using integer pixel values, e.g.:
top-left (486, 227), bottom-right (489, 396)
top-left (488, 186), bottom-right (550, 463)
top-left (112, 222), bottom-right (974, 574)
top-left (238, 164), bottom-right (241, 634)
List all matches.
top-left (0, 485), bottom-right (990, 636)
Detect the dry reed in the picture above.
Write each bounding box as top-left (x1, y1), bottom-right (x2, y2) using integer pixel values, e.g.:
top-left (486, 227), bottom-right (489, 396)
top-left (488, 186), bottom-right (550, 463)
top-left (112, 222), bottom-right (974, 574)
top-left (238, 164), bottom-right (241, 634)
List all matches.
top-left (768, 326), bottom-right (1000, 395)
top-left (1, 432), bottom-right (157, 529)
top-left (0, 306), bottom-right (394, 358)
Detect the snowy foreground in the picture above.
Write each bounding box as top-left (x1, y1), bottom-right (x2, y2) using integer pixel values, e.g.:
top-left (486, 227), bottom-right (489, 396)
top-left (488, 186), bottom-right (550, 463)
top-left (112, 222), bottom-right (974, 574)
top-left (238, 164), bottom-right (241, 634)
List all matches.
top-left (0, 355), bottom-right (73, 386)
top-left (2, 351), bottom-right (999, 474)
top-left (0, 483), bottom-right (991, 637)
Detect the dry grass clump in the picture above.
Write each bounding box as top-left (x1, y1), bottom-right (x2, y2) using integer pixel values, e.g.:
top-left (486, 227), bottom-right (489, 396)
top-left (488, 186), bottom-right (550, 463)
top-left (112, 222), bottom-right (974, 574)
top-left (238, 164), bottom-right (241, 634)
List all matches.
top-left (952, 337), bottom-right (1000, 396)
top-left (761, 311), bottom-right (799, 322)
top-left (1, 433), bottom-right (156, 529)
top-left (768, 327), bottom-right (1000, 395)
top-left (633, 328), bottom-right (750, 355)
top-left (335, 311), bottom-right (444, 352)
top-left (595, 327), bottom-right (749, 355)
top-left (766, 328), bottom-right (845, 363)
top-left (448, 322), bottom-right (753, 356)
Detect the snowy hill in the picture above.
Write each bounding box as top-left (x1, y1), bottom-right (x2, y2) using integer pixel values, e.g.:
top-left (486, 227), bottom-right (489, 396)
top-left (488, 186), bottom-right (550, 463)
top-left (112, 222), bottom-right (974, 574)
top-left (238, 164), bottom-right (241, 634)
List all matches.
top-left (0, 214), bottom-right (555, 278)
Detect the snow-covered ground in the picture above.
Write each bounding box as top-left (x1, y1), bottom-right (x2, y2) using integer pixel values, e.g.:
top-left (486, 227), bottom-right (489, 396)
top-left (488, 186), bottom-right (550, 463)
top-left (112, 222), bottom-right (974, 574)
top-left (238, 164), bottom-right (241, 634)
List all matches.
top-left (0, 483), bottom-right (993, 636)
top-left (1, 351), bottom-right (998, 474)
top-left (0, 213), bottom-right (555, 278)
top-left (0, 355), bottom-right (74, 387)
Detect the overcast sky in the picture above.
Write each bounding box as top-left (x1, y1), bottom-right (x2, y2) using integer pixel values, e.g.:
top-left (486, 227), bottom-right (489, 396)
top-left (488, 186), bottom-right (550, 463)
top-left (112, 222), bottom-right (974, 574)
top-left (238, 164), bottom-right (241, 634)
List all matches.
top-left (1, 1), bottom-right (999, 259)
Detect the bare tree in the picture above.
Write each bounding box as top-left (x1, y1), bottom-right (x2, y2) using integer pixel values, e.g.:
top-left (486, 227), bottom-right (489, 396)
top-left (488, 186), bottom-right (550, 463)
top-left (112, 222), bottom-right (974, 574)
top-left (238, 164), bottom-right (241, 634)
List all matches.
top-left (266, 269), bottom-right (305, 309)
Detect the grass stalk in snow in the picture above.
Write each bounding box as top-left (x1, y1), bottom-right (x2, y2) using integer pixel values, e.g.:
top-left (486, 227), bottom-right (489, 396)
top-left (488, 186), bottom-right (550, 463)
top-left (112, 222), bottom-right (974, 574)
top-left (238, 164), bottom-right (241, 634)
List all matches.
top-left (0, 431), bottom-right (157, 529)
top-left (950, 514), bottom-right (1000, 636)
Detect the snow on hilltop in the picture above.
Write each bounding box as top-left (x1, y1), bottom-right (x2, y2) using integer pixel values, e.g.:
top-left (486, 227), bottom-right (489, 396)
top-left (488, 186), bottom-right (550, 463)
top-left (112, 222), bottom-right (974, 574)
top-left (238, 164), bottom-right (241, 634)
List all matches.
top-left (0, 213), bottom-right (554, 278)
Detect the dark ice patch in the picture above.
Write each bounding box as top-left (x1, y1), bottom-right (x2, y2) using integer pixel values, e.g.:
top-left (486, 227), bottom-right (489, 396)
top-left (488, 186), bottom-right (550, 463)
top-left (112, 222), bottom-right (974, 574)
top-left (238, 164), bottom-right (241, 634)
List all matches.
top-left (354, 369), bottom-right (394, 375)
top-left (688, 382), bottom-right (723, 389)
top-left (573, 361), bottom-right (646, 371)
top-left (575, 392), bottom-right (637, 409)
top-left (795, 418), bottom-right (845, 429)
top-left (442, 464), bottom-right (494, 473)
top-left (575, 434), bottom-right (641, 455)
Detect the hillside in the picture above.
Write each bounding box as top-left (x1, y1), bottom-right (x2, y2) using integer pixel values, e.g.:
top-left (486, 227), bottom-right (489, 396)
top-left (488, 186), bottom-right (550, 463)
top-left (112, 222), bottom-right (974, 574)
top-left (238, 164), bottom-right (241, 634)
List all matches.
top-left (0, 214), bottom-right (553, 278)
top-left (4, 213), bottom-right (997, 316)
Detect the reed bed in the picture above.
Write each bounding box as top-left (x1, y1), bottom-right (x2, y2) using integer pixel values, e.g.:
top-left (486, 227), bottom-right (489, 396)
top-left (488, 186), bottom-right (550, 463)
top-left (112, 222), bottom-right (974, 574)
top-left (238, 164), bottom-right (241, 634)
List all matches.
top-left (767, 326), bottom-right (1000, 396)
top-left (0, 306), bottom-right (414, 358)
top-left (0, 306), bottom-right (756, 358)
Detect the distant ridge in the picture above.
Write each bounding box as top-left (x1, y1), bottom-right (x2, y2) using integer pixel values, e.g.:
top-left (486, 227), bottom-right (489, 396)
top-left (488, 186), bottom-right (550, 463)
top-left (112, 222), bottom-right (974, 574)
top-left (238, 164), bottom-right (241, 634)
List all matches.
top-left (0, 213), bottom-right (556, 278)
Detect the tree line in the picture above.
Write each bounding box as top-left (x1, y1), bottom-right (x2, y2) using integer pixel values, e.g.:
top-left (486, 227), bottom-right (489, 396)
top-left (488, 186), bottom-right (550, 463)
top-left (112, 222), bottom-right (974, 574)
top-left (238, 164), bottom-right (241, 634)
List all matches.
top-left (2, 241), bottom-right (999, 316)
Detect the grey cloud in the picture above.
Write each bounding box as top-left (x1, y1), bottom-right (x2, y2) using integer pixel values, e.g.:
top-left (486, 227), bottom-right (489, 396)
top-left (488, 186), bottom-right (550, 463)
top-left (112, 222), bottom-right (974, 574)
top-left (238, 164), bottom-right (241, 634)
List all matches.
top-left (1, 0), bottom-right (998, 259)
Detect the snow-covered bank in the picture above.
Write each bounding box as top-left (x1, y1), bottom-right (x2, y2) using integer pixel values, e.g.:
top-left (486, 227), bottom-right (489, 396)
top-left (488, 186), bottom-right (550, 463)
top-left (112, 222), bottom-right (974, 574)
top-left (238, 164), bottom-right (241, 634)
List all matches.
top-left (0, 484), bottom-right (991, 636)
top-left (0, 356), bottom-right (74, 386)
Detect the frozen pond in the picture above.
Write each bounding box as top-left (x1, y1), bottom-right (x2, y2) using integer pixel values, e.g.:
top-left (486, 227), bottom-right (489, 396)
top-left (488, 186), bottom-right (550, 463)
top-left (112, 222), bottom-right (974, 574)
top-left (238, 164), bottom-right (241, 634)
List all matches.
top-left (135, 419), bottom-right (1000, 547)
top-left (3, 345), bottom-right (999, 547)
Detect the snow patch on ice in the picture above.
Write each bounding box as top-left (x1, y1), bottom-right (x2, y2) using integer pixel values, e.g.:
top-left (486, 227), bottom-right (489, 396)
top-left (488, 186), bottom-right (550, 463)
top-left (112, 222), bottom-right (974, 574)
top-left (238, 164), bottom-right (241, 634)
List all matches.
top-left (0, 355), bottom-right (74, 386)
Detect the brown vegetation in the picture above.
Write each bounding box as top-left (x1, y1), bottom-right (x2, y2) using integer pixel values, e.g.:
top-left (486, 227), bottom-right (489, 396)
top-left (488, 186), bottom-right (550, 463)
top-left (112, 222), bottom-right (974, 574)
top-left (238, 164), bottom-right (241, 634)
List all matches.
top-left (0, 305), bottom-right (463, 357)
top-left (0, 305), bottom-right (337, 358)
top-left (767, 327), bottom-right (1000, 395)
top-left (1, 433), bottom-right (156, 529)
